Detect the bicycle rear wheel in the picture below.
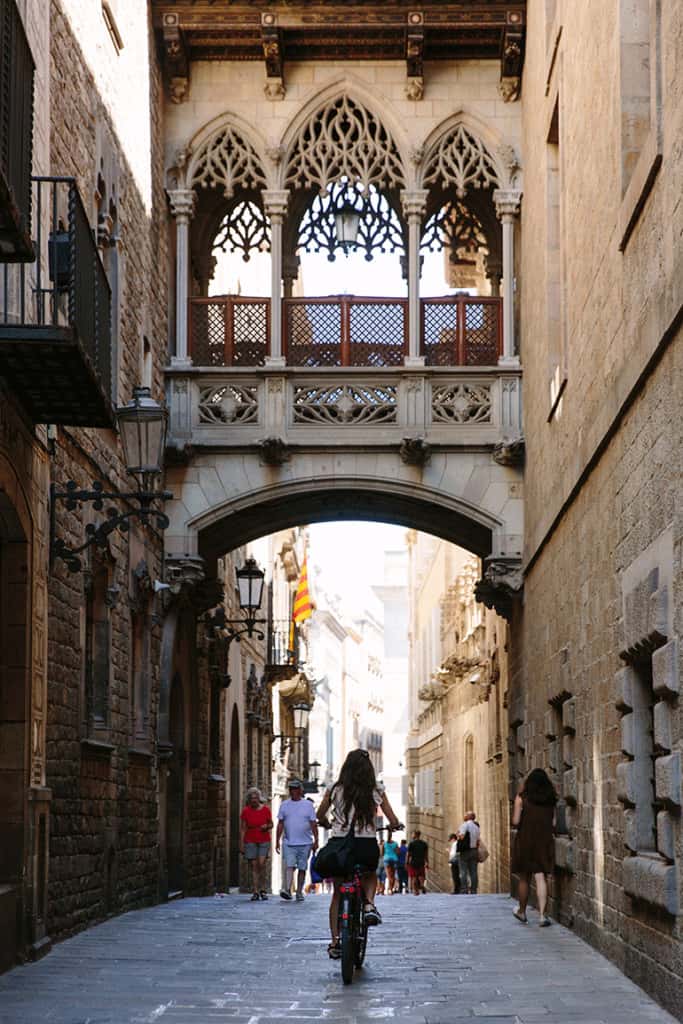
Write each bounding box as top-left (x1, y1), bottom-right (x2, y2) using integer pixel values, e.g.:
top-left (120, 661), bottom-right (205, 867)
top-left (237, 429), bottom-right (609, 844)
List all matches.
top-left (340, 896), bottom-right (354, 984)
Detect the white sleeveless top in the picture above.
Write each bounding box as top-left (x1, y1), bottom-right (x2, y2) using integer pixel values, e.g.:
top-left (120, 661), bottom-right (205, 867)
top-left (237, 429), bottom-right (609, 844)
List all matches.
top-left (326, 785), bottom-right (383, 839)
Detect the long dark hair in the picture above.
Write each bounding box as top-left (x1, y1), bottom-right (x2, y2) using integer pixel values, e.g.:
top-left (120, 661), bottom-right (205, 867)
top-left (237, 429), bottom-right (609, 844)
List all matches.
top-left (522, 768), bottom-right (557, 807)
top-left (331, 749), bottom-right (377, 831)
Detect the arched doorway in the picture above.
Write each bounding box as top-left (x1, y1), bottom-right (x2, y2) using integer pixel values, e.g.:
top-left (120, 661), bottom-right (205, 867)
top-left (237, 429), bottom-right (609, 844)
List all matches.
top-left (228, 706), bottom-right (241, 888)
top-left (166, 672), bottom-right (185, 895)
top-left (0, 489), bottom-right (30, 971)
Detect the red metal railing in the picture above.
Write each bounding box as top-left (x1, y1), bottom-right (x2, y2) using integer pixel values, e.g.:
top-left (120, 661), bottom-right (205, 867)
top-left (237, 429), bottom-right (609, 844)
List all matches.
top-left (188, 295), bottom-right (502, 367)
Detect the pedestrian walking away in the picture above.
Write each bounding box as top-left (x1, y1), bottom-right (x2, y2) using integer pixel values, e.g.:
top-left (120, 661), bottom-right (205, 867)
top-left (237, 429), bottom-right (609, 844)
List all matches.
top-left (457, 812), bottom-right (481, 893)
top-left (407, 830), bottom-right (429, 894)
top-left (511, 768), bottom-right (557, 926)
top-left (397, 838), bottom-right (409, 893)
top-left (383, 834), bottom-right (399, 893)
top-left (276, 779), bottom-right (319, 902)
top-left (239, 787), bottom-right (273, 900)
top-left (316, 748), bottom-right (401, 960)
top-left (447, 832), bottom-right (461, 894)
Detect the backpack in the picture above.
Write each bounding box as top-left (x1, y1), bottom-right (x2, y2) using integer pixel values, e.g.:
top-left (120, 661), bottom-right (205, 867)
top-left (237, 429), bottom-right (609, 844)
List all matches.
top-left (456, 829), bottom-right (471, 853)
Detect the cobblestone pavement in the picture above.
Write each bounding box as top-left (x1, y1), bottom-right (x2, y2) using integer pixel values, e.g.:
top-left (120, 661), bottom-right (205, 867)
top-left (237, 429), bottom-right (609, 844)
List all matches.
top-left (0, 892), bottom-right (678, 1024)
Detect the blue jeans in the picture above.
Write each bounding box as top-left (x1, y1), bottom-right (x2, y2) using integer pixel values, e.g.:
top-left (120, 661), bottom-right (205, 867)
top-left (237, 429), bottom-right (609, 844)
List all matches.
top-left (460, 850), bottom-right (478, 893)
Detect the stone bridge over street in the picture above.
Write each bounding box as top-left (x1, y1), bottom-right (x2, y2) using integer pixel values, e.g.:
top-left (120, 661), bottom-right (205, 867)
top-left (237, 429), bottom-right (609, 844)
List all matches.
top-left (164, 363), bottom-right (524, 609)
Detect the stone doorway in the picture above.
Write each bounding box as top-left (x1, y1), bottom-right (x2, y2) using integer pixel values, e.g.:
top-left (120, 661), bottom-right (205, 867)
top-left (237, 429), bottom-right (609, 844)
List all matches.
top-left (0, 490), bottom-right (29, 972)
top-left (228, 707), bottom-right (241, 889)
top-left (166, 672), bottom-right (185, 896)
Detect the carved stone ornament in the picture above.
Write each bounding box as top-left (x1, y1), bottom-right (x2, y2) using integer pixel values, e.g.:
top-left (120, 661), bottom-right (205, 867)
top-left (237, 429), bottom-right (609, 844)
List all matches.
top-left (498, 77), bottom-right (520, 103)
top-left (131, 559), bottom-right (153, 611)
top-left (400, 436), bottom-right (431, 466)
top-left (405, 78), bottom-right (424, 102)
top-left (164, 554), bottom-right (206, 602)
top-left (474, 556), bottom-right (523, 621)
top-left (418, 679), bottom-right (447, 703)
top-left (191, 124), bottom-right (267, 200)
top-left (493, 435), bottom-right (525, 467)
top-left (423, 123), bottom-right (501, 199)
top-left (259, 436), bottom-right (289, 466)
top-left (285, 94), bottom-right (405, 194)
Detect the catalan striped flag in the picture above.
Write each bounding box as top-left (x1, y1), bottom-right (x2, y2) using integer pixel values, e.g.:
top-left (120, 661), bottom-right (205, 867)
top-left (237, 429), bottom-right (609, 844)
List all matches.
top-left (292, 556), bottom-right (313, 624)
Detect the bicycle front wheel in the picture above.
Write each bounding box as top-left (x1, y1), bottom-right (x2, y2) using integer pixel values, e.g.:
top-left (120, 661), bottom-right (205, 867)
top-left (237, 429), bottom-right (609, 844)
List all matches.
top-left (340, 895), bottom-right (354, 985)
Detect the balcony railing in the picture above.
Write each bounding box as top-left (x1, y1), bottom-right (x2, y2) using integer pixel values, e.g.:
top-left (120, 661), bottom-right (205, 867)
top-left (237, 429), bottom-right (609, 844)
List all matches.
top-left (188, 294), bottom-right (502, 368)
top-left (0, 0), bottom-right (35, 261)
top-left (0, 176), bottom-right (113, 425)
top-left (266, 619), bottom-right (301, 682)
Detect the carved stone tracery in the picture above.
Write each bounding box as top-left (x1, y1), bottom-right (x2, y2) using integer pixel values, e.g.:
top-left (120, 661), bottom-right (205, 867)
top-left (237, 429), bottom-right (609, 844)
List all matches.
top-left (191, 125), bottom-right (267, 199)
top-left (285, 95), bottom-right (405, 195)
top-left (423, 123), bottom-right (501, 198)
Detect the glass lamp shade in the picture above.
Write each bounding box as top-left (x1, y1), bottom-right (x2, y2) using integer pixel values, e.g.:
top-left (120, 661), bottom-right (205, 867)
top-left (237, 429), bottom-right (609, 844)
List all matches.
top-left (292, 701), bottom-right (311, 731)
top-left (236, 557), bottom-right (265, 614)
top-left (116, 386), bottom-right (168, 492)
top-left (334, 202), bottom-right (361, 249)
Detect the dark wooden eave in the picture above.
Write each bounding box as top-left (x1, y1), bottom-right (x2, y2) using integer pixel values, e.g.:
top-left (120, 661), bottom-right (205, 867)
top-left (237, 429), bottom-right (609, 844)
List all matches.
top-left (152, 2), bottom-right (526, 101)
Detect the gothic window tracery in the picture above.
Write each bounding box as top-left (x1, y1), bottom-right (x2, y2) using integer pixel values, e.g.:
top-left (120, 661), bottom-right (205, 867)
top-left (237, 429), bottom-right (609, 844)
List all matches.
top-left (191, 124), bottom-right (267, 199)
top-left (213, 199), bottom-right (271, 262)
top-left (423, 123), bottom-right (501, 197)
top-left (285, 95), bottom-right (405, 194)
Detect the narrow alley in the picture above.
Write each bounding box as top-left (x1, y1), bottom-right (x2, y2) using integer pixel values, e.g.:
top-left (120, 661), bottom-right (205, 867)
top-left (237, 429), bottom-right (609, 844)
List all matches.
top-left (0, 894), bottom-right (675, 1024)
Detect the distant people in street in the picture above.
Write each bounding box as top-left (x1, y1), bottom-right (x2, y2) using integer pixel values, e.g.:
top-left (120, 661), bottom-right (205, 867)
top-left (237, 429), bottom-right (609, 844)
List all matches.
top-left (511, 768), bottom-right (557, 927)
top-left (407, 830), bottom-right (429, 894)
top-left (239, 787), bottom-right (273, 901)
top-left (457, 812), bottom-right (481, 893)
top-left (276, 779), bottom-right (319, 902)
top-left (316, 749), bottom-right (401, 959)
top-left (397, 839), bottom-right (409, 893)
top-left (376, 839), bottom-right (387, 894)
top-left (383, 834), bottom-right (400, 893)
top-left (448, 832), bottom-right (461, 894)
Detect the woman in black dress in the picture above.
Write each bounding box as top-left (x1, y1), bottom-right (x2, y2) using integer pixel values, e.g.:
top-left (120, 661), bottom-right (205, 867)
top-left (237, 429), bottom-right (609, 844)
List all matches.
top-left (511, 768), bottom-right (557, 926)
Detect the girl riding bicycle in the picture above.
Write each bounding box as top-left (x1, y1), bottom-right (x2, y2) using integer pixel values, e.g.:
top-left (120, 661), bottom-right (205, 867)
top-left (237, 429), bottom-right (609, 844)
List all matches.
top-left (317, 749), bottom-right (401, 959)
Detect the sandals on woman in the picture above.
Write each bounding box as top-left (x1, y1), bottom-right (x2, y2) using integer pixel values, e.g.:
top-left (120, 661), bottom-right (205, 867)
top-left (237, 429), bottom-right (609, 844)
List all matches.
top-left (364, 903), bottom-right (382, 926)
top-left (328, 940), bottom-right (341, 959)
top-left (250, 892), bottom-right (260, 901)
top-left (513, 907), bottom-right (527, 923)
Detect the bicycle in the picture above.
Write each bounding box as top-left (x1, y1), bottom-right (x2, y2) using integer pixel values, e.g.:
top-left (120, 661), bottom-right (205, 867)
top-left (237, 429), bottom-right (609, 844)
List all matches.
top-left (336, 824), bottom-right (404, 985)
top-left (337, 862), bottom-right (369, 984)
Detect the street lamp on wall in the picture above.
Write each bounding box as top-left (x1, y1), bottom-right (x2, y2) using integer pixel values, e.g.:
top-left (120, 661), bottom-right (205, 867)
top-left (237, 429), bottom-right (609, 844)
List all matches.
top-left (292, 700), bottom-right (311, 731)
top-left (49, 386), bottom-right (172, 573)
top-left (204, 557), bottom-right (267, 688)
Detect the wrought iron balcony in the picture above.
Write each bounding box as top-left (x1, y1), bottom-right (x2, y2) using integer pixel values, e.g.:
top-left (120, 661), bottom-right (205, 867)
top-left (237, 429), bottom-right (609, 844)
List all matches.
top-left (0, 0), bottom-right (35, 261)
top-left (266, 619), bottom-right (301, 682)
top-left (188, 294), bottom-right (502, 368)
top-left (0, 176), bottom-right (114, 426)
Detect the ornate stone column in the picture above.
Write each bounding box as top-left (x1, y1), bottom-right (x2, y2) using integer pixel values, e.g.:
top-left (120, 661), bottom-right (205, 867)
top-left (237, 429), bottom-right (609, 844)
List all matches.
top-left (167, 188), bottom-right (196, 367)
top-left (493, 189), bottom-right (522, 365)
top-left (401, 190), bottom-right (429, 366)
top-left (262, 190), bottom-right (290, 366)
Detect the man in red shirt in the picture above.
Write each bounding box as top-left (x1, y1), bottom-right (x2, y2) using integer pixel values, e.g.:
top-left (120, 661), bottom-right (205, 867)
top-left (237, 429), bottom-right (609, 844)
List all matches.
top-left (240, 787), bottom-right (273, 900)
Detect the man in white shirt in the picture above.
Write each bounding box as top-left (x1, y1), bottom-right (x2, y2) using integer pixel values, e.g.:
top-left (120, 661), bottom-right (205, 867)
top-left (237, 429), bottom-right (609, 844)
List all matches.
top-left (276, 779), bottom-right (319, 901)
top-left (457, 811), bottom-right (481, 894)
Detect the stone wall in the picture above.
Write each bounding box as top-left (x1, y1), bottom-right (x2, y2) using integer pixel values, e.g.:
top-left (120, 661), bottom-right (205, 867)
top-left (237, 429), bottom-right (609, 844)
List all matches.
top-left (44, 0), bottom-right (171, 942)
top-left (517, 0), bottom-right (682, 1015)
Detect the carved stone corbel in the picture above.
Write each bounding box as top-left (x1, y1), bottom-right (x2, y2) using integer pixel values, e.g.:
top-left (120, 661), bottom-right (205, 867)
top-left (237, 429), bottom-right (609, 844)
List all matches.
top-left (474, 556), bottom-right (523, 621)
top-left (259, 436), bottom-right (290, 466)
top-left (493, 436), bottom-right (525, 467)
top-left (131, 558), bottom-right (153, 612)
top-left (499, 11), bottom-right (525, 103)
top-left (400, 436), bottom-right (431, 466)
top-left (405, 12), bottom-right (424, 101)
top-left (161, 13), bottom-right (189, 103)
top-left (262, 13), bottom-right (285, 99)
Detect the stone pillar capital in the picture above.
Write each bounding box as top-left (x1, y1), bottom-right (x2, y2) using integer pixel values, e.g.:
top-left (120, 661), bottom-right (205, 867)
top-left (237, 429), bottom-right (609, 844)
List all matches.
top-left (167, 188), bottom-right (196, 221)
top-left (493, 189), bottom-right (523, 219)
top-left (400, 189), bottom-right (429, 221)
top-left (262, 189), bottom-right (290, 219)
